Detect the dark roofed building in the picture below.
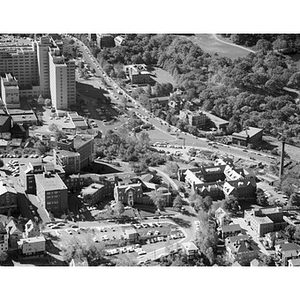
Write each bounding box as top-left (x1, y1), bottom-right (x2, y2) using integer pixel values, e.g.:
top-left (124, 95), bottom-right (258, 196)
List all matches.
top-left (0, 115), bottom-right (12, 133)
top-left (232, 127), bottom-right (263, 147)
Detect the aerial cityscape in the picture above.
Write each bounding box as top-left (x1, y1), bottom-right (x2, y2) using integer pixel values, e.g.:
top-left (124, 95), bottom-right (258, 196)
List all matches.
top-left (1, 33), bottom-right (300, 267)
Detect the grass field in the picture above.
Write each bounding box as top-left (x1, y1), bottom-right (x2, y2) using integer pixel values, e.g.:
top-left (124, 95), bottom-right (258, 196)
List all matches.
top-left (151, 67), bottom-right (177, 86)
top-left (187, 34), bottom-right (252, 60)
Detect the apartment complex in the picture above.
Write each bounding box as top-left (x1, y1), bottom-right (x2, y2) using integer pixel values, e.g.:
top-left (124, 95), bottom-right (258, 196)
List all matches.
top-left (0, 35), bottom-right (76, 110)
top-left (35, 172), bottom-right (68, 214)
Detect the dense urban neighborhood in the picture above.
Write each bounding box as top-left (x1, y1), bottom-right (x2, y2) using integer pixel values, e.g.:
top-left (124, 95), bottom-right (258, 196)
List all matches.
top-left (1, 33), bottom-right (300, 267)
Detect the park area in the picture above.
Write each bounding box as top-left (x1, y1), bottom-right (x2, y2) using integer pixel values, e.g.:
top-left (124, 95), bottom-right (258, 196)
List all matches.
top-left (187, 34), bottom-right (252, 60)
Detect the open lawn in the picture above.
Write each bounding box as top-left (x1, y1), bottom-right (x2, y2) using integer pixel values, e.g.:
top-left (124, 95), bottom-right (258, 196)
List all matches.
top-left (150, 67), bottom-right (177, 86)
top-left (187, 34), bottom-right (252, 60)
top-left (147, 128), bottom-right (177, 143)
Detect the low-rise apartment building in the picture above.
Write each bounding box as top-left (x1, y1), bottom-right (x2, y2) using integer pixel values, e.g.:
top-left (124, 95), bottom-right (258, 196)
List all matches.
top-left (179, 110), bottom-right (208, 127)
top-left (17, 236), bottom-right (46, 256)
top-left (35, 172), bottom-right (68, 214)
top-left (80, 183), bottom-right (105, 206)
top-left (232, 127), bottom-right (263, 147)
top-left (244, 207), bottom-right (286, 237)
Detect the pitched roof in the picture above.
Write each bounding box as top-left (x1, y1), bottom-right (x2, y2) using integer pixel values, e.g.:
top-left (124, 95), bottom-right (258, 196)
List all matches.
top-left (221, 224), bottom-right (241, 233)
top-left (280, 243), bottom-right (300, 252)
top-left (182, 242), bottom-right (198, 252)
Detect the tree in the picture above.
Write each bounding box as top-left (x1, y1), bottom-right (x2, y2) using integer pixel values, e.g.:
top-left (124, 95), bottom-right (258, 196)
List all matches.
top-left (288, 193), bottom-right (300, 207)
top-left (114, 201), bottom-right (125, 217)
top-left (0, 251), bottom-right (8, 265)
top-left (164, 162), bottom-right (179, 179)
top-left (285, 225), bottom-right (296, 241)
top-left (189, 193), bottom-right (212, 213)
top-left (258, 253), bottom-right (275, 266)
top-left (173, 195), bottom-right (183, 211)
top-left (221, 196), bottom-right (239, 212)
top-left (256, 188), bottom-right (268, 206)
top-left (149, 190), bottom-right (166, 211)
top-left (0, 159), bottom-right (4, 168)
top-left (37, 94), bottom-right (44, 105)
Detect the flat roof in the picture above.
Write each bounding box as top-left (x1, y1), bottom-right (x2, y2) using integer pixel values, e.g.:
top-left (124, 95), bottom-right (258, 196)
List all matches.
top-left (17, 236), bottom-right (46, 245)
top-left (35, 173), bottom-right (67, 191)
top-left (254, 216), bottom-right (273, 224)
top-left (55, 149), bottom-right (80, 158)
top-left (82, 183), bottom-right (104, 195)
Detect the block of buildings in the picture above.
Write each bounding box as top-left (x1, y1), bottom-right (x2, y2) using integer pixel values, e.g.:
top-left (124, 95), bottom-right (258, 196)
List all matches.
top-left (17, 235), bottom-right (46, 256)
top-left (124, 64), bottom-right (152, 85)
top-left (0, 181), bottom-right (18, 214)
top-left (232, 127), bottom-right (263, 147)
top-left (0, 222), bottom-right (8, 254)
top-left (80, 183), bottom-right (105, 206)
top-left (244, 207), bottom-right (286, 237)
top-left (35, 172), bottom-right (68, 214)
top-left (0, 73), bottom-right (19, 107)
top-left (179, 110), bottom-right (208, 127)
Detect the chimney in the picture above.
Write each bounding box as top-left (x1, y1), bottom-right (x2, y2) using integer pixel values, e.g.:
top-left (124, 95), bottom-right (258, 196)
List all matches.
top-left (279, 141), bottom-right (285, 180)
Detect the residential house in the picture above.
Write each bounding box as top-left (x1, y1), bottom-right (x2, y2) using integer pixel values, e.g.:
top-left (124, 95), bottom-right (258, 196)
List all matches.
top-left (181, 242), bottom-right (199, 258)
top-left (288, 258), bottom-right (300, 267)
top-left (275, 243), bottom-right (300, 266)
top-left (69, 257), bottom-right (88, 266)
top-left (24, 219), bottom-right (40, 238)
top-left (215, 207), bottom-right (231, 227)
top-left (219, 224), bottom-right (242, 239)
top-left (6, 219), bottom-right (23, 249)
top-left (226, 237), bottom-right (260, 265)
top-left (0, 181), bottom-right (18, 214)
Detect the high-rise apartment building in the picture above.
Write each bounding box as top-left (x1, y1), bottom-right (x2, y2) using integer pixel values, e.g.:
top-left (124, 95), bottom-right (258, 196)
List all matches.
top-left (0, 35), bottom-right (76, 110)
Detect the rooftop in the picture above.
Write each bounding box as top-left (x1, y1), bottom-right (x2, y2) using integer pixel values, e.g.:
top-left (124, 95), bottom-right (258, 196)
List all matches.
top-left (221, 224), bottom-right (241, 233)
top-left (279, 242), bottom-right (300, 252)
top-left (254, 216), bottom-right (273, 224)
top-left (17, 235), bottom-right (46, 245)
top-left (81, 183), bottom-right (104, 196)
top-left (232, 127), bottom-right (263, 139)
top-left (35, 173), bottom-right (67, 191)
top-left (200, 110), bottom-right (229, 126)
